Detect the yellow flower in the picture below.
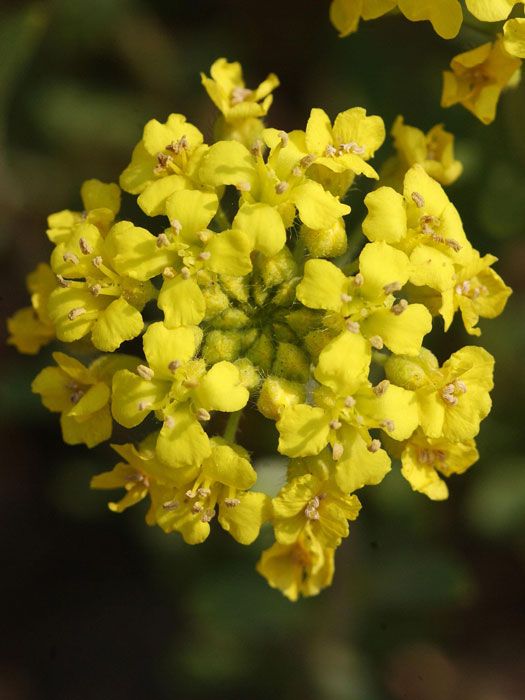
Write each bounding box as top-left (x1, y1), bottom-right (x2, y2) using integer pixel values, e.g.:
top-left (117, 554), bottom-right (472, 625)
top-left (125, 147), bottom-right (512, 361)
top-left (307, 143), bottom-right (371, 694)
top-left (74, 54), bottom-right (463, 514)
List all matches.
top-left (272, 452), bottom-right (361, 549)
top-left (198, 135), bottom-right (350, 231)
top-left (466, 0), bottom-right (524, 22)
top-left (504, 18), bottom-right (525, 58)
top-left (32, 351), bottom-right (137, 447)
top-left (441, 37), bottom-right (522, 125)
top-left (152, 438), bottom-right (270, 545)
top-left (46, 179), bottom-right (121, 244)
top-left (7, 263), bottom-right (56, 354)
top-left (201, 58), bottom-right (279, 123)
top-left (385, 346), bottom-right (494, 442)
top-left (256, 530), bottom-right (335, 601)
top-left (330, 0), bottom-right (463, 40)
top-left (297, 242), bottom-right (433, 355)
top-left (439, 250), bottom-right (512, 335)
top-left (383, 116), bottom-right (463, 189)
top-left (399, 430), bottom-right (479, 500)
top-left (48, 221), bottom-right (156, 351)
top-left (119, 113), bottom-right (208, 216)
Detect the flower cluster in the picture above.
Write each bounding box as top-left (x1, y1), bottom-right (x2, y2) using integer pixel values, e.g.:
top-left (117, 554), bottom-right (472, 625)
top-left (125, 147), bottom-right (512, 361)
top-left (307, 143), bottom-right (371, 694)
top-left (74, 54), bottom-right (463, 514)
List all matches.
top-left (8, 59), bottom-right (510, 601)
top-left (330, 0), bottom-right (524, 124)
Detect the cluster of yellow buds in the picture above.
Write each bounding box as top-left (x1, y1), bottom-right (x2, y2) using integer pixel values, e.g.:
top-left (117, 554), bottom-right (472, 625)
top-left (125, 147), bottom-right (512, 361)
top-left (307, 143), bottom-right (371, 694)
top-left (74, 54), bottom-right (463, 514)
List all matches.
top-left (8, 59), bottom-right (511, 601)
top-left (330, 0), bottom-right (524, 124)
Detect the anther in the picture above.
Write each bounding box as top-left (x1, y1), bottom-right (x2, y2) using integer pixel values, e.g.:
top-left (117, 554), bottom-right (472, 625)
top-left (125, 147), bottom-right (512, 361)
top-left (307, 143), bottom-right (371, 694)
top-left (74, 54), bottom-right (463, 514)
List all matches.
top-left (67, 307), bottom-right (86, 321)
top-left (171, 219), bottom-right (182, 235)
top-left (90, 283), bottom-right (101, 296)
top-left (201, 508), bottom-right (216, 523)
top-left (380, 419), bottom-right (395, 432)
top-left (168, 360), bottom-right (182, 373)
top-left (278, 131), bottom-right (288, 147)
top-left (196, 230), bottom-right (211, 243)
top-left (341, 293), bottom-right (353, 303)
top-left (231, 86), bottom-right (253, 105)
top-left (324, 144), bottom-right (337, 157)
top-left (445, 238), bottom-right (461, 252)
top-left (185, 490), bottom-right (196, 499)
top-left (163, 500), bottom-right (179, 511)
top-left (70, 389), bottom-right (84, 404)
top-left (137, 400), bottom-right (152, 412)
top-left (383, 281), bottom-right (402, 295)
top-left (92, 256), bottom-right (103, 268)
top-left (391, 299), bottom-right (408, 315)
top-left (344, 396), bottom-right (356, 408)
top-left (332, 442), bottom-right (344, 461)
top-left (181, 267), bottom-right (191, 280)
top-left (196, 408), bottom-right (211, 422)
top-left (78, 237), bottom-right (92, 255)
top-left (411, 191), bottom-right (425, 208)
top-left (56, 274), bottom-right (71, 288)
top-left (157, 233), bottom-right (170, 248)
top-left (183, 379), bottom-right (200, 389)
top-left (292, 166), bottom-right (302, 178)
top-left (237, 180), bottom-right (251, 192)
top-left (191, 502), bottom-right (204, 514)
top-left (275, 181), bottom-right (289, 195)
top-left (197, 487), bottom-right (211, 497)
top-left (353, 273), bottom-right (364, 287)
top-left (250, 140), bottom-right (263, 157)
top-left (349, 142), bottom-right (365, 155)
top-left (164, 415), bottom-right (175, 429)
top-left (198, 251), bottom-right (211, 261)
top-left (300, 154), bottom-right (316, 169)
top-left (373, 380), bottom-right (390, 396)
top-left (63, 252), bottom-right (79, 265)
top-left (456, 380), bottom-right (467, 393)
top-left (369, 335), bottom-right (384, 350)
top-left (137, 364), bottom-right (154, 381)
top-left (224, 498), bottom-right (240, 508)
top-left (329, 419), bottom-right (342, 430)
top-left (346, 320), bottom-right (360, 333)
top-left (368, 439), bottom-right (381, 453)
top-left (163, 266), bottom-right (175, 279)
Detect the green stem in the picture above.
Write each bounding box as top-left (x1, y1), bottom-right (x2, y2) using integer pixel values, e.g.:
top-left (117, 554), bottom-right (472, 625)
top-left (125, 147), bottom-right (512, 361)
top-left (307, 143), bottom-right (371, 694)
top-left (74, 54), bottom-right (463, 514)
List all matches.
top-left (223, 410), bottom-right (243, 443)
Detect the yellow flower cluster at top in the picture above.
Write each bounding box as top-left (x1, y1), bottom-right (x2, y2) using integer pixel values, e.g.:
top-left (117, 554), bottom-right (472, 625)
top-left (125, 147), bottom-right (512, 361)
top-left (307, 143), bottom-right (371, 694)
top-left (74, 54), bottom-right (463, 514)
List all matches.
top-left (330, 0), bottom-right (524, 124)
top-left (8, 59), bottom-right (511, 601)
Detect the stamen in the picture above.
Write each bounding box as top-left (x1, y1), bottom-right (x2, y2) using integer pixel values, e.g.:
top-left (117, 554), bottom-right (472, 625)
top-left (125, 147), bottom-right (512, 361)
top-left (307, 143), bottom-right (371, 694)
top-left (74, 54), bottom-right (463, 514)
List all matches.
top-left (324, 144), bottom-right (337, 157)
top-left (456, 380), bottom-right (467, 393)
top-left (191, 502), bottom-right (204, 514)
top-left (171, 219), bottom-right (182, 235)
top-left (292, 166), bottom-right (302, 178)
top-left (163, 500), bottom-right (179, 511)
top-left (445, 238), bottom-right (461, 252)
top-left (346, 320), bottom-right (360, 333)
top-left (67, 307), bottom-right (86, 321)
top-left (340, 293), bottom-right (353, 303)
top-left (329, 419), bottom-right (342, 430)
top-left (300, 154), bottom-right (316, 169)
top-left (56, 274), bottom-right (71, 288)
top-left (63, 252), bottom-right (79, 265)
top-left (78, 237), bottom-right (92, 255)
top-left (373, 380), bottom-right (390, 396)
top-left (157, 233), bottom-right (170, 248)
top-left (137, 364), bottom-right (154, 381)
top-left (181, 267), bottom-right (191, 280)
top-left (90, 283), bottom-right (101, 296)
top-left (369, 335), bottom-right (384, 350)
top-left (237, 180), bottom-right (251, 192)
top-left (196, 408), bottom-right (211, 422)
top-left (344, 396), bottom-right (356, 408)
top-left (137, 400), bottom-right (152, 412)
top-left (383, 281), bottom-right (402, 295)
top-left (164, 415), bottom-right (175, 429)
top-left (411, 191), bottom-right (425, 208)
top-left (275, 181), bottom-right (289, 195)
top-left (163, 267), bottom-right (176, 279)
top-left (278, 131), bottom-right (288, 147)
top-left (185, 490), bottom-right (196, 499)
top-left (332, 442), bottom-right (344, 461)
top-left (201, 508), bottom-right (216, 523)
top-left (92, 256), bottom-right (103, 268)
top-left (183, 379), bottom-right (200, 389)
top-left (198, 251), bottom-right (211, 261)
top-left (196, 230), bottom-right (211, 243)
top-left (168, 360), bottom-right (182, 373)
top-left (70, 389), bottom-right (84, 404)
top-left (391, 299), bottom-right (408, 315)
top-left (353, 273), bottom-right (364, 287)
top-left (250, 140), bottom-right (263, 157)
top-left (231, 86), bottom-right (253, 106)
top-left (380, 419), bottom-right (395, 432)
top-left (368, 439), bottom-right (381, 453)
top-left (197, 487), bottom-right (211, 497)
top-left (224, 498), bottom-right (240, 508)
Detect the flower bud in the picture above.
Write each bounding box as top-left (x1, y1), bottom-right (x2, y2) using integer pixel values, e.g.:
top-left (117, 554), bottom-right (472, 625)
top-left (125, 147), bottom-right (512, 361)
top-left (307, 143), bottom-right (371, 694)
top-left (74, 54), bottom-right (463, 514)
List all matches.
top-left (257, 376), bottom-right (306, 421)
top-left (301, 218), bottom-right (347, 259)
top-left (272, 342), bottom-right (310, 383)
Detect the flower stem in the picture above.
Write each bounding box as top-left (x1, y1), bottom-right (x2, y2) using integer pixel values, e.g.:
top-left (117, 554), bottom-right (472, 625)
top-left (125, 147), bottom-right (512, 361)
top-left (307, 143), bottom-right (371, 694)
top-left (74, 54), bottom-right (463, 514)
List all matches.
top-left (223, 410), bottom-right (243, 443)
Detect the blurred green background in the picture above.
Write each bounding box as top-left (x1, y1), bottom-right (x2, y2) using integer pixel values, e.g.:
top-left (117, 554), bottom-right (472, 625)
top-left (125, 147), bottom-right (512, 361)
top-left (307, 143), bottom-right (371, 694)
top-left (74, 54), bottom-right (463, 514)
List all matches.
top-left (1, 1), bottom-right (525, 698)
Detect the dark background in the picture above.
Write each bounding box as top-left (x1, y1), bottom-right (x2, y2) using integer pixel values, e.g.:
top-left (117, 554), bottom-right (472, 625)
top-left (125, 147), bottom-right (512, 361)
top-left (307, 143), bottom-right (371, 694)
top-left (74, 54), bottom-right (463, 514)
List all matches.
top-left (1, 1), bottom-right (525, 698)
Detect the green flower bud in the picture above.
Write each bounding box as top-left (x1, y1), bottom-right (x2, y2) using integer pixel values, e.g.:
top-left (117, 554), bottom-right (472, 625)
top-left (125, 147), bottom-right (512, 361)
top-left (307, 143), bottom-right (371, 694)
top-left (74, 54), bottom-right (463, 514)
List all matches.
top-left (212, 307), bottom-right (251, 330)
top-left (213, 115), bottom-right (266, 150)
top-left (256, 247), bottom-right (297, 288)
top-left (286, 309), bottom-right (323, 337)
top-left (304, 329), bottom-right (337, 360)
top-left (202, 329), bottom-right (243, 364)
top-left (385, 347), bottom-right (439, 390)
top-left (272, 342), bottom-right (310, 383)
top-left (246, 330), bottom-right (274, 372)
top-left (257, 376), bottom-right (306, 421)
top-left (202, 284), bottom-right (230, 320)
top-left (220, 274), bottom-right (250, 303)
top-left (235, 358), bottom-right (261, 391)
top-left (301, 218), bottom-right (347, 259)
